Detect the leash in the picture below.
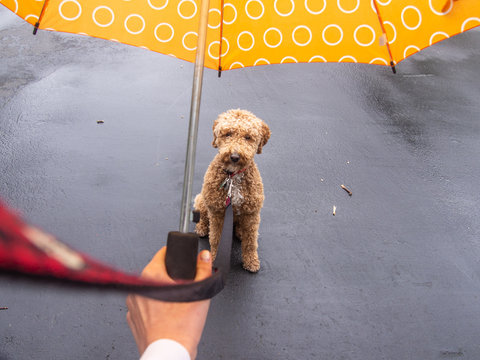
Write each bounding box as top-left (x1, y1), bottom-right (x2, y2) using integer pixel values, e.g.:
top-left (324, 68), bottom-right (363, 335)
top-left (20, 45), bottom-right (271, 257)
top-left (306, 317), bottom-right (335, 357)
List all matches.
top-left (0, 200), bottom-right (234, 302)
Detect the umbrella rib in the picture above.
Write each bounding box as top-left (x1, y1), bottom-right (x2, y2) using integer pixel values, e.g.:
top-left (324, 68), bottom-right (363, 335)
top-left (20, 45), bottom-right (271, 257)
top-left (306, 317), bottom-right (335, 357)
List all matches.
top-left (372, 0), bottom-right (396, 74)
top-left (33, 0), bottom-right (49, 35)
top-left (218, 0), bottom-right (225, 78)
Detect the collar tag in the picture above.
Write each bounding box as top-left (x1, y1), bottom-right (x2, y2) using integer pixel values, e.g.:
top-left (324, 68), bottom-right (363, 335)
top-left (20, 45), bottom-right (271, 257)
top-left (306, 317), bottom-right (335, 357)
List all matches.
top-left (219, 178), bottom-right (228, 189)
top-left (221, 168), bottom-right (246, 207)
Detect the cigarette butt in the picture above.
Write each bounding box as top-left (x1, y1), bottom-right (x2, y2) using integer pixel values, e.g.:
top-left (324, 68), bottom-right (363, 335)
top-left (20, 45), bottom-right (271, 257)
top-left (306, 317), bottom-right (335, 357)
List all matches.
top-left (341, 184), bottom-right (352, 196)
top-left (333, 205), bottom-right (336, 216)
top-left (96, 120), bottom-right (104, 124)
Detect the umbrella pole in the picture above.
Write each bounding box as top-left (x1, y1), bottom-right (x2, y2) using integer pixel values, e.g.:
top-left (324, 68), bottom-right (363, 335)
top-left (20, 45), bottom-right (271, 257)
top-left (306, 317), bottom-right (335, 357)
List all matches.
top-left (179, 0), bottom-right (210, 233)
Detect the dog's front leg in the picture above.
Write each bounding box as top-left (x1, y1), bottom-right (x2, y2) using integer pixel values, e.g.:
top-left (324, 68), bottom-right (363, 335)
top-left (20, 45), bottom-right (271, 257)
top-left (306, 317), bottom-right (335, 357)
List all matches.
top-left (236, 212), bottom-right (261, 273)
top-left (207, 209), bottom-right (225, 260)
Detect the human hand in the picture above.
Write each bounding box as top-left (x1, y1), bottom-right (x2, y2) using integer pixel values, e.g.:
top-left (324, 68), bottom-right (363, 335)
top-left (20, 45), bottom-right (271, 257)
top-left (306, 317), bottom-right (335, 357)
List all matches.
top-left (126, 247), bottom-right (212, 359)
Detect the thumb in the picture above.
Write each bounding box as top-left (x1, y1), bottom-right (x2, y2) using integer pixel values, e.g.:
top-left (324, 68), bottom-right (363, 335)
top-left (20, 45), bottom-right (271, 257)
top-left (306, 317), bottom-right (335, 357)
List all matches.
top-left (194, 250), bottom-right (212, 281)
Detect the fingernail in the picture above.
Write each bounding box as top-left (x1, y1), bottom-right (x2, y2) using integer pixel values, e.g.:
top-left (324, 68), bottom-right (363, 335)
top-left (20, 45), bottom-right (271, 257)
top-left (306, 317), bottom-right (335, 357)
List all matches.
top-left (200, 251), bottom-right (211, 262)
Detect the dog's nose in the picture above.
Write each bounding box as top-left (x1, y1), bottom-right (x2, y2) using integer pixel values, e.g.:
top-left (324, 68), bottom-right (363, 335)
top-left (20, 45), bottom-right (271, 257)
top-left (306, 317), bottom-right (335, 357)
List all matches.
top-left (230, 153), bottom-right (240, 163)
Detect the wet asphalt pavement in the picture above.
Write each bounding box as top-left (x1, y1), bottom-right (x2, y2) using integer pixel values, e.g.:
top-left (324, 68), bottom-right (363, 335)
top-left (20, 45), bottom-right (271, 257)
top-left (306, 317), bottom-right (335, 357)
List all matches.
top-left (1, 7), bottom-right (480, 360)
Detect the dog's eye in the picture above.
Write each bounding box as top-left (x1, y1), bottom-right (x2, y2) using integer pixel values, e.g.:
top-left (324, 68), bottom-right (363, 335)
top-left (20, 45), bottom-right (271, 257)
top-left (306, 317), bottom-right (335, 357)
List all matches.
top-left (245, 135), bottom-right (251, 140)
top-left (224, 132), bottom-right (232, 137)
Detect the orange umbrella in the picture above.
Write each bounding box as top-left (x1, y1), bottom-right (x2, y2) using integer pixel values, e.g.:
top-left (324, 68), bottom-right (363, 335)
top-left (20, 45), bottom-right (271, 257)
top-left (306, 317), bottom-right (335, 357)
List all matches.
top-left (3, 0), bottom-right (479, 71)
top-left (2, 0), bottom-right (479, 230)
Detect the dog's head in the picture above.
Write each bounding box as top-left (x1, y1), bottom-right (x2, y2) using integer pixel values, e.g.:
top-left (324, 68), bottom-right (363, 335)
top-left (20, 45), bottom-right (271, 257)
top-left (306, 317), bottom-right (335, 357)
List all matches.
top-left (212, 109), bottom-right (270, 172)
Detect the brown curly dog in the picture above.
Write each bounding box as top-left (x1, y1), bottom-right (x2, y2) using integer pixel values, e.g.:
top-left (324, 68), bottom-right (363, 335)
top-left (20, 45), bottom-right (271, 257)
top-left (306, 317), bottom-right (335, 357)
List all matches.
top-left (194, 109), bottom-right (270, 272)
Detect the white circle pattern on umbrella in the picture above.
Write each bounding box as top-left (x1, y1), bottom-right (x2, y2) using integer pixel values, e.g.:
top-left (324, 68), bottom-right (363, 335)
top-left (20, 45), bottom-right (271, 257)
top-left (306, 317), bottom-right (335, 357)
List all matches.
top-left (8, 0), bottom-right (479, 70)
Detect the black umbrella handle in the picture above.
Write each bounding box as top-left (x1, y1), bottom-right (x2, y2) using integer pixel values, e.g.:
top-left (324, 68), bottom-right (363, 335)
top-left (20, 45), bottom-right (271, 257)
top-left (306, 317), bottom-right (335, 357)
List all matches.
top-left (165, 232), bottom-right (199, 280)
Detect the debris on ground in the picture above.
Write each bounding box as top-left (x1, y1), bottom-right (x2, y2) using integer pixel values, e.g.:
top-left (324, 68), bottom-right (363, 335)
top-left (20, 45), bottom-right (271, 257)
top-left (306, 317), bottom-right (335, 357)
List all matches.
top-left (341, 184), bottom-right (352, 196)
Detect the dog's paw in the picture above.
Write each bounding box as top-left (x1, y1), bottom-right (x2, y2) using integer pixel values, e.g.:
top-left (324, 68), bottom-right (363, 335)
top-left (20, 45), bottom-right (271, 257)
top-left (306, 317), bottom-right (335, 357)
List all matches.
top-left (242, 257), bottom-right (260, 273)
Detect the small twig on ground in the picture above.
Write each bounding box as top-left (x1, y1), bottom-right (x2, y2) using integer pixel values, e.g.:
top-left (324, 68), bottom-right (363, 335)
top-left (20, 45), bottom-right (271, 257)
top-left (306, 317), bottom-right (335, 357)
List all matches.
top-left (340, 184), bottom-right (352, 196)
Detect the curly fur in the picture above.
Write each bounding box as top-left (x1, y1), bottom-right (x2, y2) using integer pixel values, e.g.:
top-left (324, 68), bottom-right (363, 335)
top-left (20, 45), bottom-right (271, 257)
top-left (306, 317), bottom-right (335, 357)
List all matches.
top-left (194, 109), bottom-right (270, 272)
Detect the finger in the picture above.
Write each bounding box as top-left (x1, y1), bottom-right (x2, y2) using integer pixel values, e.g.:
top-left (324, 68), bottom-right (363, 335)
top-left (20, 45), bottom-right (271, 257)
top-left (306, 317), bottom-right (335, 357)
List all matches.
top-left (125, 308), bottom-right (132, 326)
top-left (141, 247), bottom-right (173, 283)
top-left (194, 250), bottom-right (212, 281)
top-left (125, 294), bottom-right (133, 309)
top-left (125, 294), bottom-right (136, 326)
top-left (141, 246), bottom-right (167, 277)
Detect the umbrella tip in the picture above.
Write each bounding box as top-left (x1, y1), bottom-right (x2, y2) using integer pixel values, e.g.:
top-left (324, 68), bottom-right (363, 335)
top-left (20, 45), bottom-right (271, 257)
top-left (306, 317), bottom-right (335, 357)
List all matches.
top-left (390, 61), bottom-right (397, 74)
top-left (33, 22), bottom-right (40, 35)
top-left (218, 66), bottom-right (222, 78)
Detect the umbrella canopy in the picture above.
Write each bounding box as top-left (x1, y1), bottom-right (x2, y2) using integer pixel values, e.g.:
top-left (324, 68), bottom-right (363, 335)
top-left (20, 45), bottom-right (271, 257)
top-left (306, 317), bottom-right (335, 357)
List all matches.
top-left (3, 0), bottom-right (480, 71)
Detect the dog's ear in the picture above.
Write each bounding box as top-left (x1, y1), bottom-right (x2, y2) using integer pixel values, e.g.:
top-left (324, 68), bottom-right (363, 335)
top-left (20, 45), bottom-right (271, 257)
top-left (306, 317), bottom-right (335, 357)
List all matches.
top-left (257, 121), bottom-right (271, 154)
top-left (212, 118), bottom-right (219, 148)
